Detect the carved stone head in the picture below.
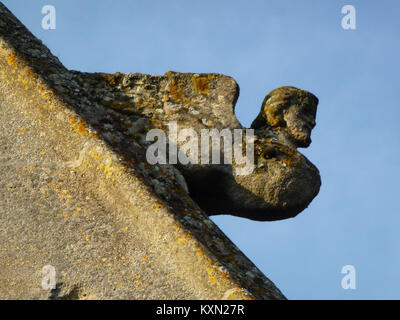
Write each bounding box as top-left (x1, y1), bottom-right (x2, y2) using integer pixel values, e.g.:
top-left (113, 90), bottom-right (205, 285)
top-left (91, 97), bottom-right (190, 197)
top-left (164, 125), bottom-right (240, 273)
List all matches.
top-left (252, 86), bottom-right (319, 148)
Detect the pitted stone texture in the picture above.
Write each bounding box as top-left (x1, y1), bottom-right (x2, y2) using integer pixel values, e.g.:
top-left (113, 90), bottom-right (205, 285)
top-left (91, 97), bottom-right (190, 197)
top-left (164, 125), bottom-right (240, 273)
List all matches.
top-left (251, 86), bottom-right (319, 148)
top-left (69, 71), bottom-right (321, 221)
top-left (0, 2), bottom-right (286, 300)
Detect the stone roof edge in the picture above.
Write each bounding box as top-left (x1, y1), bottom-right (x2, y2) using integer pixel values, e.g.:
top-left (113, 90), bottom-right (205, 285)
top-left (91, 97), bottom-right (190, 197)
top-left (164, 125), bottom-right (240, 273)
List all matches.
top-left (0, 2), bottom-right (285, 300)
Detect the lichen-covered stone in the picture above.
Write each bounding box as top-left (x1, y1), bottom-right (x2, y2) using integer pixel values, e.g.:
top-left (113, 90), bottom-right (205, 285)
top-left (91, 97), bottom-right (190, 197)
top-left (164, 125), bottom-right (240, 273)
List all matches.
top-left (0, 1), bottom-right (320, 299)
top-left (0, 2), bottom-right (285, 300)
top-left (66, 70), bottom-right (321, 221)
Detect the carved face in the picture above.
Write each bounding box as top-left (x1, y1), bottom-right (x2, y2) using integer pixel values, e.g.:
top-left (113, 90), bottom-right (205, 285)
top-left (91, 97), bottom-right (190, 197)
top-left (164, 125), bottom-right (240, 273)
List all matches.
top-left (260, 86), bottom-right (318, 148)
top-left (283, 93), bottom-right (318, 147)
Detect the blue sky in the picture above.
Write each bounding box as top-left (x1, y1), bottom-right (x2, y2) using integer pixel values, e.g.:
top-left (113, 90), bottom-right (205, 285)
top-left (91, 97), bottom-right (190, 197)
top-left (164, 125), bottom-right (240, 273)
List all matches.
top-left (4, 0), bottom-right (399, 299)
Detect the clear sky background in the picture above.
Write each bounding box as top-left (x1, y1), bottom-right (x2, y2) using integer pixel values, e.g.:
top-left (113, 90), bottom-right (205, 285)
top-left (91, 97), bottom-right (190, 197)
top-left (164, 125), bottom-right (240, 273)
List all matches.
top-left (4, 0), bottom-right (399, 299)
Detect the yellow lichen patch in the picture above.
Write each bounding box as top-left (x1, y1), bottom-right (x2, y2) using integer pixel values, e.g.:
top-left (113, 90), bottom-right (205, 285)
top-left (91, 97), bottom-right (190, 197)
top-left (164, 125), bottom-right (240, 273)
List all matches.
top-left (103, 161), bottom-right (119, 179)
top-left (135, 280), bottom-right (143, 286)
top-left (279, 146), bottom-right (303, 167)
top-left (41, 87), bottom-right (55, 100)
top-left (141, 255), bottom-right (149, 261)
top-left (172, 224), bottom-right (181, 233)
top-left (16, 127), bottom-right (27, 136)
top-left (169, 79), bottom-right (184, 101)
top-left (21, 67), bottom-right (37, 81)
top-left (207, 74), bottom-right (215, 80)
top-left (90, 151), bottom-right (103, 160)
top-left (2, 52), bottom-right (47, 96)
top-left (177, 232), bottom-right (192, 244)
top-left (106, 74), bottom-right (116, 85)
top-left (195, 248), bottom-right (205, 264)
top-left (6, 52), bottom-right (16, 67)
top-left (69, 116), bottom-right (89, 136)
top-left (192, 76), bottom-right (209, 94)
top-left (73, 207), bottom-right (82, 216)
top-left (205, 265), bottom-right (220, 287)
top-left (264, 106), bottom-right (284, 128)
top-left (135, 97), bottom-right (143, 108)
top-left (219, 270), bottom-right (230, 283)
top-left (67, 115), bottom-right (98, 139)
top-left (193, 243), bottom-right (230, 289)
top-left (224, 288), bottom-right (255, 300)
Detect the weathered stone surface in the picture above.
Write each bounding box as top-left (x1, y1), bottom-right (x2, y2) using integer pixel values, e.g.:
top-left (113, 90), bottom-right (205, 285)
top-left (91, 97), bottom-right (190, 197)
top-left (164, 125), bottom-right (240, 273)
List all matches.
top-left (0, 1), bottom-right (320, 299)
top-left (68, 71), bottom-right (320, 221)
top-left (225, 86), bottom-right (321, 221)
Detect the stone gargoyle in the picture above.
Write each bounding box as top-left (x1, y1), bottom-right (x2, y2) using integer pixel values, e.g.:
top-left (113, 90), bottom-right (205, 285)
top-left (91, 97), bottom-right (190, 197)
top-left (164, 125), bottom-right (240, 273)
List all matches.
top-left (71, 71), bottom-right (321, 221)
top-left (0, 2), bottom-right (319, 299)
top-left (180, 84), bottom-right (321, 221)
